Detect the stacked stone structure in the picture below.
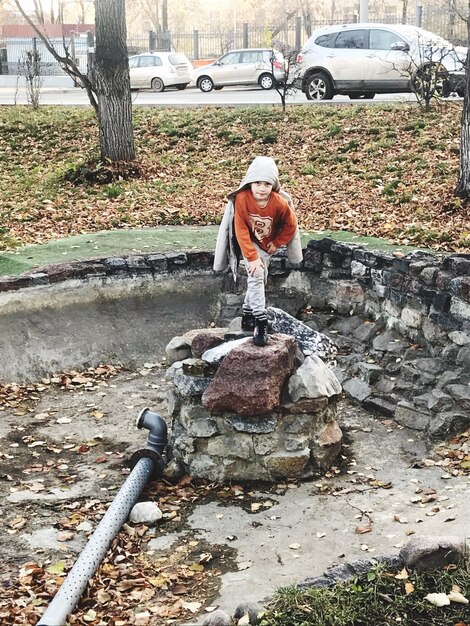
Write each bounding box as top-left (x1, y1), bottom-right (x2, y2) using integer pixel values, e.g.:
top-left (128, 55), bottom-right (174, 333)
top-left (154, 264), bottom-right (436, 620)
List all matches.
top-left (165, 319), bottom-right (343, 482)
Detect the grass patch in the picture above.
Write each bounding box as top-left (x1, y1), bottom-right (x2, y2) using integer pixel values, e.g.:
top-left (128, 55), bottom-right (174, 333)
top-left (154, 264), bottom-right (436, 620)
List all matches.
top-left (261, 560), bottom-right (470, 626)
top-left (0, 103), bottom-right (467, 252)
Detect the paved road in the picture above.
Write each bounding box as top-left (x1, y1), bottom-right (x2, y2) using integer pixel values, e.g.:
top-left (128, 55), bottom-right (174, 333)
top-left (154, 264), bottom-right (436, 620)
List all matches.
top-left (0, 83), bottom-right (423, 107)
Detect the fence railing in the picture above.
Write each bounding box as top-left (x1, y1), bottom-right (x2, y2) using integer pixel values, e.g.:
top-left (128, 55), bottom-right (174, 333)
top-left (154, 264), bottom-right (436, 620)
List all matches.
top-left (0, 8), bottom-right (468, 77)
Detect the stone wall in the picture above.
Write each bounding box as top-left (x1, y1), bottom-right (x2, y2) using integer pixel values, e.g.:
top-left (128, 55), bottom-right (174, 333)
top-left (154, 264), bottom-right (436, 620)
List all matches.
top-left (1, 241), bottom-right (469, 439)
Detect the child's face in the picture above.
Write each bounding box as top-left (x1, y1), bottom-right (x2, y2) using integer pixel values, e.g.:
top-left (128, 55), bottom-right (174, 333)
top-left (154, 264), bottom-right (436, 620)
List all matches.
top-left (251, 181), bottom-right (273, 206)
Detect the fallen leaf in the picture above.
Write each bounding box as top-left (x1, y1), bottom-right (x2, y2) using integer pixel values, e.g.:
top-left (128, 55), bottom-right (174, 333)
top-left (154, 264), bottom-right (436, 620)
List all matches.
top-left (181, 601), bottom-right (202, 613)
top-left (448, 590), bottom-right (469, 604)
top-left (395, 568), bottom-right (409, 580)
top-left (405, 581), bottom-right (415, 595)
top-left (425, 592), bottom-right (450, 607)
top-left (355, 524), bottom-right (372, 534)
top-left (46, 561), bottom-right (66, 575)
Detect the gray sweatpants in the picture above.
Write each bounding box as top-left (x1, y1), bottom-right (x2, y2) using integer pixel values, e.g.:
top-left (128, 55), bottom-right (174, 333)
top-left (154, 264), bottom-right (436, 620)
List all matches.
top-left (242, 244), bottom-right (272, 318)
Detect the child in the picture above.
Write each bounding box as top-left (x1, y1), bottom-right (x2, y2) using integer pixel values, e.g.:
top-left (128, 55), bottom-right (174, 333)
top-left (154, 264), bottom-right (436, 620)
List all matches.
top-left (213, 156), bottom-right (303, 346)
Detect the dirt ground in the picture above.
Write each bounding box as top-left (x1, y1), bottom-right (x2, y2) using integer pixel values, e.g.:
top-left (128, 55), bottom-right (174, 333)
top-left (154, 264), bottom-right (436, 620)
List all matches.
top-left (1, 363), bottom-right (470, 626)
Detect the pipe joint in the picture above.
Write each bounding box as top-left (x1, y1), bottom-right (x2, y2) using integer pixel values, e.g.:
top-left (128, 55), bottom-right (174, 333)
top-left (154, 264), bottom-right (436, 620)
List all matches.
top-left (136, 408), bottom-right (168, 456)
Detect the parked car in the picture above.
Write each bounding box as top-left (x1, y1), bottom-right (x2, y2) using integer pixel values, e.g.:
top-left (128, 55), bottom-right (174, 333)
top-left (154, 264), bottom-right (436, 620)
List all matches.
top-left (194, 48), bottom-right (286, 92)
top-left (296, 23), bottom-right (466, 100)
top-left (128, 52), bottom-right (192, 92)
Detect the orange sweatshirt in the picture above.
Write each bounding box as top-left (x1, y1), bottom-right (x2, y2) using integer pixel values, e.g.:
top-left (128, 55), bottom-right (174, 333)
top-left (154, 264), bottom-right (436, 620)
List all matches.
top-left (234, 189), bottom-right (298, 262)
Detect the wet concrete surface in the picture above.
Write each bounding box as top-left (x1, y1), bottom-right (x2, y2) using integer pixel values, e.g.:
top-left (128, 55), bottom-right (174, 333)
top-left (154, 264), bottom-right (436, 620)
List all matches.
top-left (1, 364), bottom-right (469, 624)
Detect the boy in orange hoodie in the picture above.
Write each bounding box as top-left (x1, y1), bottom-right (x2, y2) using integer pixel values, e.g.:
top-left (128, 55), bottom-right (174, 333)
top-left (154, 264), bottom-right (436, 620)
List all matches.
top-left (214, 156), bottom-right (302, 347)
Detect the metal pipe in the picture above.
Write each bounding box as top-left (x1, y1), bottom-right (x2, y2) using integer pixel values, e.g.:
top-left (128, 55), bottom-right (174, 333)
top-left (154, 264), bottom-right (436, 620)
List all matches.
top-left (37, 409), bottom-right (167, 626)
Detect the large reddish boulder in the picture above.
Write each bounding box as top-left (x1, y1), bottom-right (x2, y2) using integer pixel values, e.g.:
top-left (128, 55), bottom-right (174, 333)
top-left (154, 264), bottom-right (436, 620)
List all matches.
top-left (201, 334), bottom-right (297, 416)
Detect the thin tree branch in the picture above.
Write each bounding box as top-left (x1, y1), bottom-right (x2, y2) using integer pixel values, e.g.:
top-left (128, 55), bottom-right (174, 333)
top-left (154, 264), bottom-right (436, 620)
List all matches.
top-left (13, 0), bottom-right (98, 114)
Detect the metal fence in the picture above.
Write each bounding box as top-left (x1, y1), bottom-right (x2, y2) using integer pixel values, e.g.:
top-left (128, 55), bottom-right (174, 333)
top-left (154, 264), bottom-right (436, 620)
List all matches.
top-left (0, 7), bottom-right (468, 77)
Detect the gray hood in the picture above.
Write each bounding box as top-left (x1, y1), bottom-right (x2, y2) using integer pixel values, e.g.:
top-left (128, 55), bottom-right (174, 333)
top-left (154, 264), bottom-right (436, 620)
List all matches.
top-left (229, 156), bottom-right (281, 199)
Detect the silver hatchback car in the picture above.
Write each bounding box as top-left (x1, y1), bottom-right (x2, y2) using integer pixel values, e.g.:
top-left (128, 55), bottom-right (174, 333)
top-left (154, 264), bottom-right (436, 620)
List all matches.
top-left (194, 48), bottom-right (286, 92)
top-left (296, 23), bottom-right (466, 100)
top-left (128, 52), bottom-right (193, 92)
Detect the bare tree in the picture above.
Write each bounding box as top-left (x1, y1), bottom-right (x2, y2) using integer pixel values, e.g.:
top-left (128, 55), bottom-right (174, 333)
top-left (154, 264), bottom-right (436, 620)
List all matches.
top-left (14, 0), bottom-right (98, 111)
top-left (454, 3), bottom-right (470, 199)
top-left (271, 44), bottom-right (301, 111)
top-left (13, 0), bottom-right (135, 163)
top-left (94, 0), bottom-right (135, 162)
top-left (18, 48), bottom-right (42, 108)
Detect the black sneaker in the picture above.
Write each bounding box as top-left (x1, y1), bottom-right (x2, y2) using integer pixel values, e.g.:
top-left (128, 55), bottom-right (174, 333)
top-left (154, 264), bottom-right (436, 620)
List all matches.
top-left (253, 316), bottom-right (268, 347)
top-left (241, 310), bottom-right (255, 331)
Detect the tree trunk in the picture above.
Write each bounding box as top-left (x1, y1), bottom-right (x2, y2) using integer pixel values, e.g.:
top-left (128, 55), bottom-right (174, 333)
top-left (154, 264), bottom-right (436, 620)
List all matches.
top-left (455, 8), bottom-right (470, 199)
top-left (94, 0), bottom-right (135, 162)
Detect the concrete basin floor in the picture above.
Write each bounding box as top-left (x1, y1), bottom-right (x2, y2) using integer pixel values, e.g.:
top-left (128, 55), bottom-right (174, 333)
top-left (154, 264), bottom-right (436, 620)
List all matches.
top-left (1, 364), bottom-right (469, 624)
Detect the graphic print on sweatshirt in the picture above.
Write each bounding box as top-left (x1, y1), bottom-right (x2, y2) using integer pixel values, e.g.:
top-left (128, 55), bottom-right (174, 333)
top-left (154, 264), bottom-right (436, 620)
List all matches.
top-left (249, 213), bottom-right (273, 242)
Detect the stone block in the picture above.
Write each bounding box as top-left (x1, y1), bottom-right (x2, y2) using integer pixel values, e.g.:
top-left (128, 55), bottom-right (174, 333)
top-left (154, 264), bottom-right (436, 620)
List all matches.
top-left (263, 449), bottom-right (310, 478)
top-left (457, 346), bottom-right (470, 367)
top-left (343, 377), bottom-right (371, 402)
top-left (187, 419), bottom-right (219, 438)
top-left (358, 362), bottom-right (383, 384)
top-left (311, 420), bottom-right (343, 469)
top-left (189, 329), bottom-right (227, 357)
top-left (253, 434), bottom-right (280, 456)
top-left (281, 397), bottom-right (328, 415)
top-left (395, 401), bottom-right (432, 431)
top-left (182, 358), bottom-right (215, 377)
top-left (288, 355), bottom-right (342, 401)
top-left (400, 536), bottom-right (466, 571)
top-left (226, 415), bottom-right (276, 434)
top-left (202, 334), bottom-right (296, 416)
top-left (173, 370), bottom-right (211, 397)
top-left (401, 307), bottom-right (423, 329)
top-left (427, 411), bottom-right (470, 440)
top-left (450, 297), bottom-right (470, 323)
top-left (165, 336), bottom-right (192, 365)
top-left (206, 434), bottom-right (254, 459)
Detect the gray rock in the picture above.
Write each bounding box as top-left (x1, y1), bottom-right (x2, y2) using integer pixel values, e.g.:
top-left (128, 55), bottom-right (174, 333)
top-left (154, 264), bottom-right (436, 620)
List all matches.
top-left (182, 358), bottom-right (215, 377)
top-left (414, 390), bottom-right (453, 412)
top-left (234, 602), bottom-right (264, 625)
top-left (173, 369), bottom-right (211, 397)
top-left (436, 368), bottom-right (465, 389)
top-left (362, 395), bottom-right (397, 417)
top-left (267, 306), bottom-right (337, 358)
top-left (343, 377), bottom-right (372, 402)
top-left (427, 411), bottom-right (470, 440)
top-left (352, 320), bottom-right (383, 343)
top-left (227, 415), bottom-right (276, 434)
top-left (372, 330), bottom-right (407, 353)
top-left (457, 346), bottom-right (470, 367)
top-left (129, 501), bottom-right (163, 525)
top-left (446, 384), bottom-right (470, 409)
top-left (202, 337), bottom-right (251, 366)
top-left (427, 389), bottom-right (454, 412)
top-left (399, 536), bottom-right (466, 571)
top-left (358, 362), bottom-right (383, 384)
top-left (202, 609), bottom-right (232, 626)
top-left (288, 355), bottom-right (342, 402)
top-left (165, 336), bottom-right (192, 365)
top-left (395, 401), bottom-right (432, 431)
top-left (162, 458), bottom-right (185, 481)
top-left (448, 330), bottom-right (470, 346)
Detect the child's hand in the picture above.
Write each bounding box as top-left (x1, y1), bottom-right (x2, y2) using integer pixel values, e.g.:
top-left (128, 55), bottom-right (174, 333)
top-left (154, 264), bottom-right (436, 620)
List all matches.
top-left (248, 257), bottom-right (264, 275)
top-left (267, 242), bottom-right (278, 254)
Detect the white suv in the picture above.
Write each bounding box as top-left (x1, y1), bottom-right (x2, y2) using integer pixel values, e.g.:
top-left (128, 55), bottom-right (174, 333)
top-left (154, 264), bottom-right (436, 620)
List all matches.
top-left (296, 23), bottom-right (466, 100)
